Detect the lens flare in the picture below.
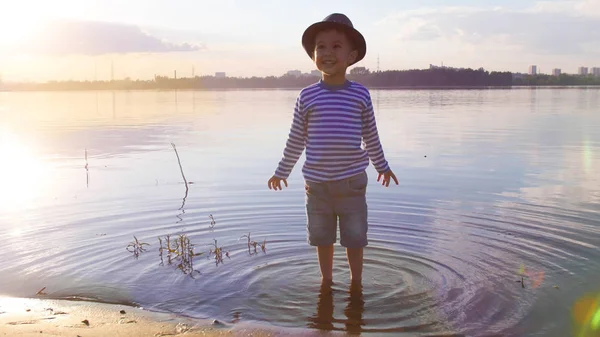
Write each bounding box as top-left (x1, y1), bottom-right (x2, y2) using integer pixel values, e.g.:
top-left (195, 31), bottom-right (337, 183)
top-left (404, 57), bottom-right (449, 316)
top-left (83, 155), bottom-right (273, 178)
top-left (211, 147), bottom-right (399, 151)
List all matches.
top-left (517, 264), bottom-right (545, 289)
top-left (592, 309), bottom-right (600, 330)
top-left (573, 293), bottom-right (600, 337)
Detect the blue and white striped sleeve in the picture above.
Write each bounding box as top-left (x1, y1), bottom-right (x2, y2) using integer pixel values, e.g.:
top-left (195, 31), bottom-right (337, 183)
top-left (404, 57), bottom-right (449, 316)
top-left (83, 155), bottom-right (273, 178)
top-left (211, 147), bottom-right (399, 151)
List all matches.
top-left (362, 92), bottom-right (390, 174)
top-left (274, 95), bottom-right (306, 179)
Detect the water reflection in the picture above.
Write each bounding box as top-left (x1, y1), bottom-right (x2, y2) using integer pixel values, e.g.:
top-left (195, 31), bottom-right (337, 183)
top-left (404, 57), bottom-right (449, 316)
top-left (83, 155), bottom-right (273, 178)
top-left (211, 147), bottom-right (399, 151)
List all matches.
top-left (0, 89), bottom-right (599, 336)
top-left (308, 282), bottom-right (334, 331)
top-left (308, 281), bottom-right (365, 334)
top-left (0, 129), bottom-right (48, 211)
top-left (344, 282), bottom-right (366, 334)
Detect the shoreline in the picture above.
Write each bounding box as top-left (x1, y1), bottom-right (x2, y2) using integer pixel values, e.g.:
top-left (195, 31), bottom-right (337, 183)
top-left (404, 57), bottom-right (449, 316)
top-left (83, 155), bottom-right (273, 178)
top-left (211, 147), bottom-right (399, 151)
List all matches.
top-left (0, 296), bottom-right (345, 337)
top-left (1, 84), bottom-right (600, 94)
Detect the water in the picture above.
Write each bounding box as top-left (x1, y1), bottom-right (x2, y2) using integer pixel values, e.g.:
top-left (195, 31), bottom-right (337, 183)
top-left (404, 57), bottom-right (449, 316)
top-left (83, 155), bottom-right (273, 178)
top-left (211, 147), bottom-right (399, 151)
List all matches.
top-left (0, 88), bottom-right (599, 336)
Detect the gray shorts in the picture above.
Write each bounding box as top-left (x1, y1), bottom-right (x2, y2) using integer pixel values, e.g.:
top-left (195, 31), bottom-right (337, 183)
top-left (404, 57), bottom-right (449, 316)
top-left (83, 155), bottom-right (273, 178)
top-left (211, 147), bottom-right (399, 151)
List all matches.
top-left (304, 171), bottom-right (368, 248)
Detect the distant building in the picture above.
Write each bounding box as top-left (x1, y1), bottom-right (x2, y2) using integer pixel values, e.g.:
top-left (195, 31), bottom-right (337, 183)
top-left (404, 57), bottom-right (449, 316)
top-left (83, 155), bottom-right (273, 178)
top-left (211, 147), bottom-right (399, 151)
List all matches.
top-left (592, 67), bottom-right (600, 77)
top-left (552, 68), bottom-right (561, 76)
top-left (528, 65), bottom-right (537, 75)
top-left (215, 72), bottom-right (226, 78)
top-left (578, 67), bottom-right (589, 76)
top-left (286, 70), bottom-right (302, 77)
top-left (310, 70), bottom-right (321, 77)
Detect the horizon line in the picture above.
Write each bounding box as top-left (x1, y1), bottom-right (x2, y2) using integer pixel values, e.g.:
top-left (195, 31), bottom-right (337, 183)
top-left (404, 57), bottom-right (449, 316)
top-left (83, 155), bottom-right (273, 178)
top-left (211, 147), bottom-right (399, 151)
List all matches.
top-left (2, 65), bottom-right (598, 84)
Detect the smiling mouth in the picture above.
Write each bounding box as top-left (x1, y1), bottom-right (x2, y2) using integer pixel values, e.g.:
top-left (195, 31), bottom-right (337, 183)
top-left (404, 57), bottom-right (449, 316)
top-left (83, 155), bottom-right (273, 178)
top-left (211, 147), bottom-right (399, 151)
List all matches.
top-left (322, 61), bottom-right (336, 66)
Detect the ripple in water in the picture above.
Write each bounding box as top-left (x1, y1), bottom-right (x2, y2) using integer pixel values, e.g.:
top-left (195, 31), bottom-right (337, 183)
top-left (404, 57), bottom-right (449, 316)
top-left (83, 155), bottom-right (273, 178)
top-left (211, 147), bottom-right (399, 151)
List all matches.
top-left (2, 182), bottom-right (592, 336)
top-left (2, 89), bottom-right (600, 336)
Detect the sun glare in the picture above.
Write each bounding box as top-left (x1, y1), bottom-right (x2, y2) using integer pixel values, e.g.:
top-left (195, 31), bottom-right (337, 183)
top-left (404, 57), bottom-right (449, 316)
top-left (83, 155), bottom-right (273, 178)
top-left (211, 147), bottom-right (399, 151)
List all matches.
top-left (0, 130), bottom-right (48, 211)
top-left (0, 9), bottom-right (41, 47)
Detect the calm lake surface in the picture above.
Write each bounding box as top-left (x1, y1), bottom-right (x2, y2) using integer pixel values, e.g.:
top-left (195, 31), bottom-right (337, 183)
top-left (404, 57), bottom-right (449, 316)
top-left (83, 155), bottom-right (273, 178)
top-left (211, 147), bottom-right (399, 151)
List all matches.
top-left (0, 88), bottom-right (599, 336)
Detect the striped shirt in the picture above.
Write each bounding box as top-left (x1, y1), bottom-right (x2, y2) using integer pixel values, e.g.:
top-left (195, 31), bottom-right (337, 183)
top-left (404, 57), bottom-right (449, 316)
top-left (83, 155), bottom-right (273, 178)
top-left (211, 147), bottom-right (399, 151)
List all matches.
top-left (274, 80), bottom-right (390, 182)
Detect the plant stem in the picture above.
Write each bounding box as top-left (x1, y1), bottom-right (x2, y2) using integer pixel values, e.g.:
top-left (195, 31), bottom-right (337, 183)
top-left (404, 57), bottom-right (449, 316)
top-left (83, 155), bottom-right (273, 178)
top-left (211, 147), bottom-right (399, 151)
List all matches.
top-left (171, 142), bottom-right (188, 187)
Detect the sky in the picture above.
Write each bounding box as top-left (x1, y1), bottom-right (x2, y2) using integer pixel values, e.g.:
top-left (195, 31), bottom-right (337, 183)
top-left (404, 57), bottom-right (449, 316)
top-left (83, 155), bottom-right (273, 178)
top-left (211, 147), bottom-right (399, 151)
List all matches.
top-left (0, 0), bottom-right (599, 82)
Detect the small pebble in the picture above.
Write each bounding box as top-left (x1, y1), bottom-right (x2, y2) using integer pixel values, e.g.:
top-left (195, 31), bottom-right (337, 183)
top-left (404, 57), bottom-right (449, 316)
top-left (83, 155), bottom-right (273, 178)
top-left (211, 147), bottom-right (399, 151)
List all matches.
top-left (120, 310), bottom-right (126, 315)
top-left (82, 319), bottom-right (90, 326)
top-left (26, 309), bottom-right (31, 312)
top-left (175, 322), bottom-right (190, 333)
top-left (554, 285), bottom-right (559, 289)
top-left (212, 319), bottom-right (226, 327)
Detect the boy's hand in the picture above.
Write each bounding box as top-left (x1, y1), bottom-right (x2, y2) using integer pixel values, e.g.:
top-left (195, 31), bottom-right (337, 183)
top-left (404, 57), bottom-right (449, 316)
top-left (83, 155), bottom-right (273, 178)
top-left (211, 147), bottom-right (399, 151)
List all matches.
top-left (377, 169), bottom-right (399, 187)
top-left (268, 175), bottom-right (288, 191)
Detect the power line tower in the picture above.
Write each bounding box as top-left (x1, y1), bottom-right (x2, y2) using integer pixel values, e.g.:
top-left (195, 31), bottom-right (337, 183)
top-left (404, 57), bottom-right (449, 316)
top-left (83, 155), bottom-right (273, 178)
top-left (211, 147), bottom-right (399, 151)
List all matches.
top-left (377, 54), bottom-right (380, 72)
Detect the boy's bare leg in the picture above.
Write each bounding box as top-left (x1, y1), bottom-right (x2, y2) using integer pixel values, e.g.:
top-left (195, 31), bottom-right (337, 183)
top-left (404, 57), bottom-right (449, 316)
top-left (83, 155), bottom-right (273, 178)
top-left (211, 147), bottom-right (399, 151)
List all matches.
top-left (346, 247), bottom-right (363, 284)
top-left (317, 245), bottom-right (334, 282)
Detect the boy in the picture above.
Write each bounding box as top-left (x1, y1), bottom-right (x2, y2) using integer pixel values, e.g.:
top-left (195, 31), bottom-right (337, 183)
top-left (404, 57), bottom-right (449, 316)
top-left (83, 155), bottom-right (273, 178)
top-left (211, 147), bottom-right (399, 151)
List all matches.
top-left (267, 13), bottom-right (398, 285)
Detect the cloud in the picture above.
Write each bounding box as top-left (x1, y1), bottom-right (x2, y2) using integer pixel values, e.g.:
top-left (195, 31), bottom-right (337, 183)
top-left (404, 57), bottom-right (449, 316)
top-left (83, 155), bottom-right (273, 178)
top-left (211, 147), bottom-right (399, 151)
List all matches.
top-left (2, 20), bottom-right (204, 56)
top-left (377, 1), bottom-right (600, 56)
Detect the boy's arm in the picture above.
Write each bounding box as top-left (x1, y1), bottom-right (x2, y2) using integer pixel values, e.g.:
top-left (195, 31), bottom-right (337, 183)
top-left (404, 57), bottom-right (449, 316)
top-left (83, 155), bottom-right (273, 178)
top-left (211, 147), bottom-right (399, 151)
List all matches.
top-left (274, 96), bottom-right (306, 179)
top-left (362, 93), bottom-right (390, 174)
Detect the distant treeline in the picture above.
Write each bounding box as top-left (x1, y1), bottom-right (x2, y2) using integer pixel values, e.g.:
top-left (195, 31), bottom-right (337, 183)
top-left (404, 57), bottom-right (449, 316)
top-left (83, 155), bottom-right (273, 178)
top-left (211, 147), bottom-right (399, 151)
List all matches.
top-left (513, 73), bottom-right (600, 86)
top-left (1, 67), bottom-right (599, 91)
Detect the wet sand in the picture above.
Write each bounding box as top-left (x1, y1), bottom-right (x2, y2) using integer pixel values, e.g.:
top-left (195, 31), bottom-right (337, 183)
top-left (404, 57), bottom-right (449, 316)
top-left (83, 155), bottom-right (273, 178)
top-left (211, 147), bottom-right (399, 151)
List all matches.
top-left (0, 296), bottom-right (343, 337)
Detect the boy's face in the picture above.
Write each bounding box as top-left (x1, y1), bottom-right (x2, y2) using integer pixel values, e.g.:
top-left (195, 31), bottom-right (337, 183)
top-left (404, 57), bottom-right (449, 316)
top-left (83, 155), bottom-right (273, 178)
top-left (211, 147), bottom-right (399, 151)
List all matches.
top-left (313, 29), bottom-right (357, 78)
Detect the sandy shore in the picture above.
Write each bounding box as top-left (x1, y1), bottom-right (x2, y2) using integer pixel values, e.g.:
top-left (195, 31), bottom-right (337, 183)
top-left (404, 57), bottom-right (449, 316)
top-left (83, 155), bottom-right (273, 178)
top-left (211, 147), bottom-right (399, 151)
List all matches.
top-left (0, 296), bottom-right (340, 337)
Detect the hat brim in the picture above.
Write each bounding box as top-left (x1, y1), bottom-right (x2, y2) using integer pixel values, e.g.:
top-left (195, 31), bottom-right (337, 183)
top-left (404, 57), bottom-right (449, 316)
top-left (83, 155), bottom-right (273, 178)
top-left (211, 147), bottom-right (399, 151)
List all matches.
top-left (301, 21), bottom-right (366, 66)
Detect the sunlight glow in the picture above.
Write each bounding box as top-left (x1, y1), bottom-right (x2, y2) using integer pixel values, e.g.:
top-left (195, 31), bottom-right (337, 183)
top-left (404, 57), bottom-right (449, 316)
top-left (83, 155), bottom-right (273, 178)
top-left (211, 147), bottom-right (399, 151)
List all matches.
top-left (0, 130), bottom-right (48, 210)
top-left (9, 227), bottom-right (24, 238)
top-left (0, 12), bottom-right (40, 47)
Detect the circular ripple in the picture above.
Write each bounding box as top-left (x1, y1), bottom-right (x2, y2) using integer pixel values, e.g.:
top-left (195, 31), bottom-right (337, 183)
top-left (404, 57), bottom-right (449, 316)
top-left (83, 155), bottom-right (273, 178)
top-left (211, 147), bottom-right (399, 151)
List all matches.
top-left (208, 242), bottom-right (507, 335)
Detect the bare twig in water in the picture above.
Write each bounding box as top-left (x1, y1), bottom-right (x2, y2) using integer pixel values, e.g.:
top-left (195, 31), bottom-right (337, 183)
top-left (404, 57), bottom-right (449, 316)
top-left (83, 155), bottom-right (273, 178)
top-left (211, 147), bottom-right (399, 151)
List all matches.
top-left (209, 214), bottom-right (216, 229)
top-left (170, 142), bottom-right (189, 186)
top-left (171, 142), bottom-right (191, 210)
top-left (158, 236), bottom-right (164, 266)
top-left (126, 236), bottom-right (150, 258)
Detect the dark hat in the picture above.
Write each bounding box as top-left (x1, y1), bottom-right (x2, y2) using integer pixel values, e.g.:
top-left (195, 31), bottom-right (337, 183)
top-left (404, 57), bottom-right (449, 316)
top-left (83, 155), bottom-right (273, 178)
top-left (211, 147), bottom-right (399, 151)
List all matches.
top-left (301, 13), bottom-right (366, 66)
